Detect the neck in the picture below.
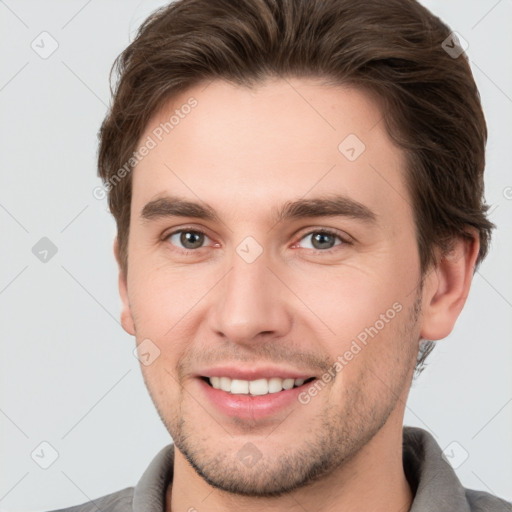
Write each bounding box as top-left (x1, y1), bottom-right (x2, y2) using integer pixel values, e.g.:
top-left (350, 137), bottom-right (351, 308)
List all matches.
top-left (167, 417), bottom-right (413, 512)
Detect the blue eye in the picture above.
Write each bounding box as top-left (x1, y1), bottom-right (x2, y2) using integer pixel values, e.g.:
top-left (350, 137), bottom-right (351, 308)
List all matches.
top-left (298, 230), bottom-right (344, 250)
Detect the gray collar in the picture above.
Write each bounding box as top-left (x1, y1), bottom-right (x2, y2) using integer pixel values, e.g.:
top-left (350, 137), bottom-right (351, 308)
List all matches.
top-left (402, 426), bottom-right (471, 511)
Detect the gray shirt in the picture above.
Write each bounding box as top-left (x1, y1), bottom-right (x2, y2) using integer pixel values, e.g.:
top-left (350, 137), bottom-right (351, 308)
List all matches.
top-left (50, 426), bottom-right (511, 511)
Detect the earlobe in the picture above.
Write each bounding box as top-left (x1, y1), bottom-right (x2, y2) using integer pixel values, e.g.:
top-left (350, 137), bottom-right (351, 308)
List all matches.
top-left (420, 232), bottom-right (480, 341)
top-left (113, 238), bottom-right (136, 336)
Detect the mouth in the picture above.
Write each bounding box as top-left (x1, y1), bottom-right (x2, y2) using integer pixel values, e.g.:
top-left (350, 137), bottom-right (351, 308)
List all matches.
top-left (200, 376), bottom-right (316, 396)
top-left (194, 366), bottom-right (320, 420)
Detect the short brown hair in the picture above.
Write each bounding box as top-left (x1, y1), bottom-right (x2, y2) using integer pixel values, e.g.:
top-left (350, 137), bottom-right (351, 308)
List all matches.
top-left (98, 0), bottom-right (494, 373)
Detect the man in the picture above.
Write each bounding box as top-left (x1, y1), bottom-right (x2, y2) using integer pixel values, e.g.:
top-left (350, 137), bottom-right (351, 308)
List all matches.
top-left (54, 0), bottom-right (510, 510)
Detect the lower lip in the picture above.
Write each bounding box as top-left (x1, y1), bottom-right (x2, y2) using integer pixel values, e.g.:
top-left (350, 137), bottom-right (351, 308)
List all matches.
top-left (197, 378), bottom-right (313, 420)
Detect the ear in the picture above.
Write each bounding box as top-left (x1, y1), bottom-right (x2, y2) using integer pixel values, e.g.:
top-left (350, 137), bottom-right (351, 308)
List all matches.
top-left (113, 237), bottom-right (135, 336)
top-left (420, 231), bottom-right (480, 340)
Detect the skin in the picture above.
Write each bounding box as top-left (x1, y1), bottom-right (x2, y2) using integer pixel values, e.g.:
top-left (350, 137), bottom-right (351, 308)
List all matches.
top-left (114, 78), bottom-right (479, 512)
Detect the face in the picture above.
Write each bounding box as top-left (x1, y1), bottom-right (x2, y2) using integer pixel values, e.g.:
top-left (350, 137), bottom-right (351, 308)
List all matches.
top-left (119, 78), bottom-right (424, 496)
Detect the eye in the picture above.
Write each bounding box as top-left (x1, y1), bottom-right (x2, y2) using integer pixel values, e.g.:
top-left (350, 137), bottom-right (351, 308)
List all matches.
top-left (167, 229), bottom-right (210, 250)
top-left (297, 229), bottom-right (346, 251)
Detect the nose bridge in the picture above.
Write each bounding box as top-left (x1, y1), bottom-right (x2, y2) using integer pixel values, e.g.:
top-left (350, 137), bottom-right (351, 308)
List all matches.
top-left (209, 246), bottom-right (291, 342)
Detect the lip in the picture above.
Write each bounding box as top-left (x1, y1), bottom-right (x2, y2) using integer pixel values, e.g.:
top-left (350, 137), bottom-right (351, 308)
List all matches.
top-left (195, 375), bottom-right (316, 421)
top-left (195, 365), bottom-right (315, 381)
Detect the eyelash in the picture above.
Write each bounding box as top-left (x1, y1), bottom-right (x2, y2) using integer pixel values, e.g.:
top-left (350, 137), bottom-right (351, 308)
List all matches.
top-left (163, 226), bottom-right (350, 255)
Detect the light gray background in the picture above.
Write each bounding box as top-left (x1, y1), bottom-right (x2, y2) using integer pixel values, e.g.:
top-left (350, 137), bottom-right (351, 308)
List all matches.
top-left (1, 0), bottom-right (511, 510)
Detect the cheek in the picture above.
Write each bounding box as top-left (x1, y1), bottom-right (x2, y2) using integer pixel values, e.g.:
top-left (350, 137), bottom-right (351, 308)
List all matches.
top-left (128, 265), bottom-right (222, 388)
top-left (289, 262), bottom-right (404, 340)
top-left (128, 264), bottom-right (214, 334)
top-left (287, 255), bottom-right (417, 387)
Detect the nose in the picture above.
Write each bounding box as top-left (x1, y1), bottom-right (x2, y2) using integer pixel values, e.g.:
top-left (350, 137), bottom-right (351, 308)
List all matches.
top-left (207, 251), bottom-right (293, 345)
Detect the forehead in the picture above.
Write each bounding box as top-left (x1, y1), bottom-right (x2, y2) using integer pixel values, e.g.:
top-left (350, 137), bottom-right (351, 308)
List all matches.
top-left (131, 78), bottom-right (410, 224)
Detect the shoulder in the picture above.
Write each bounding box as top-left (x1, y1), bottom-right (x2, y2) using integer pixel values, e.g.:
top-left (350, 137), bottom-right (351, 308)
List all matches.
top-left (465, 488), bottom-right (512, 512)
top-left (46, 487), bottom-right (134, 512)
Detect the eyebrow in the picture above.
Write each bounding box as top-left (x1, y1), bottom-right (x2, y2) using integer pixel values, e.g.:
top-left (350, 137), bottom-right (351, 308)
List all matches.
top-left (140, 194), bottom-right (377, 225)
top-left (273, 196), bottom-right (376, 225)
top-left (141, 196), bottom-right (220, 223)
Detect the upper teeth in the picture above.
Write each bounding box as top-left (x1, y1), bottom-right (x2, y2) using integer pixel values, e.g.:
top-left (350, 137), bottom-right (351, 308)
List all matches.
top-left (209, 376), bottom-right (307, 395)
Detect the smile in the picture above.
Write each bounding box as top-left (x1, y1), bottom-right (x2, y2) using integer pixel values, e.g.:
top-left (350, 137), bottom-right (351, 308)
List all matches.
top-left (204, 376), bottom-right (316, 395)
